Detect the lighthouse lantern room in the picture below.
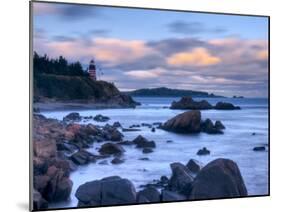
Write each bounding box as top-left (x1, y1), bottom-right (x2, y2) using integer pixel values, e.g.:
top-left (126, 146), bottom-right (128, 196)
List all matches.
top-left (88, 59), bottom-right (97, 81)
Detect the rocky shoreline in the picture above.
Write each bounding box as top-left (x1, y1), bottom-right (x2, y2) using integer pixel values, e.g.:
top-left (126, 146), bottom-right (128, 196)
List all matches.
top-left (33, 110), bottom-right (248, 210)
top-left (170, 97), bottom-right (241, 110)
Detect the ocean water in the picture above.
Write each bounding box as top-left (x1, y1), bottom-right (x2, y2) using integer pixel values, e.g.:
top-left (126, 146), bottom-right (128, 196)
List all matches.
top-left (42, 97), bottom-right (269, 209)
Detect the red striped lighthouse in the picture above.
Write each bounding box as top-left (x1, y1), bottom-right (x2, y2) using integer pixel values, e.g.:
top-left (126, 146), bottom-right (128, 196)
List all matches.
top-left (88, 59), bottom-right (96, 81)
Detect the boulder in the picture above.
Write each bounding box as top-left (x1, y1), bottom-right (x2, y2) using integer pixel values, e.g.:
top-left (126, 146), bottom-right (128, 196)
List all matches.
top-left (33, 157), bottom-right (48, 175)
top-left (63, 112), bottom-right (82, 122)
top-left (137, 187), bottom-right (161, 203)
top-left (99, 143), bottom-right (125, 155)
top-left (33, 189), bottom-right (48, 210)
top-left (151, 127), bottom-right (156, 132)
top-left (186, 159), bottom-right (203, 173)
top-left (75, 176), bottom-right (137, 206)
top-left (111, 157), bottom-right (124, 164)
top-left (201, 119), bottom-right (224, 134)
top-left (132, 135), bottom-right (156, 148)
top-left (170, 97), bottom-right (213, 110)
top-left (161, 190), bottom-right (187, 202)
top-left (215, 120), bottom-right (225, 130)
top-left (70, 150), bottom-right (96, 165)
top-left (143, 148), bottom-right (154, 154)
top-left (93, 114), bottom-right (110, 122)
top-left (109, 129), bottom-right (123, 141)
top-left (189, 158), bottom-right (247, 199)
top-left (214, 102), bottom-right (241, 110)
top-left (161, 110), bottom-right (201, 134)
top-left (168, 162), bottom-right (194, 195)
top-left (34, 139), bottom-right (57, 159)
top-left (253, 146), bottom-right (266, 151)
top-left (113, 121), bottom-right (122, 128)
top-left (197, 147), bottom-right (210, 156)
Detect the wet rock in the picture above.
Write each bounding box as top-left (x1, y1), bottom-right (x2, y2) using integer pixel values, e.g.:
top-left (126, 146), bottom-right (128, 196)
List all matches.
top-left (33, 189), bottom-right (48, 210)
top-left (113, 121), bottom-right (122, 128)
top-left (93, 114), bottom-right (110, 122)
top-left (139, 157), bottom-right (150, 161)
top-left (33, 157), bottom-right (48, 175)
top-left (166, 140), bottom-right (173, 143)
top-left (143, 148), bottom-right (154, 154)
top-left (132, 135), bottom-right (156, 148)
top-left (189, 158), bottom-right (247, 199)
top-left (98, 160), bottom-right (109, 165)
top-left (111, 157), bottom-right (124, 164)
top-left (137, 187), bottom-right (161, 203)
top-left (161, 190), bottom-right (187, 202)
top-left (197, 147), bottom-right (210, 156)
top-left (253, 146), bottom-right (266, 151)
top-left (56, 141), bottom-right (77, 153)
top-left (122, 128), bottom-right (141, 132)
top-left (151, 127), bottom-right (156, 132)
top-left (170, 97), bottom-right (213, 110)
top-left (141, 123), bottom-right (152, 128)
top-left (161, 110), bottom-right (201, 134)
top-left (63, 112), bottom-right (82, 122)
top-left (186, 159), bottom-right (203, 173)
top-left (214, 102), bottom-right (241, 110)
top-left (34, 139), bottom-right (57, 159)
top-left (75, 176), bottom-right (137, 206)
top-left (252, 132), bottom-right (256, 136)
top-left (160, 176), bottom-right (169, 184)
top-left (201, 119), bottom-right (223, 134)
top-left (129, 124), bottom-right (140, 128)
top-left (70, 149), bottom-right (96, 165)
top-left (99, 143), bottom-right (125, 155)
top-left (117, 140), bottom-right (134, 145)
top-left (168, 162), bottom-right (194, 195)
top-left (215, 120), bottom-right (225, 130)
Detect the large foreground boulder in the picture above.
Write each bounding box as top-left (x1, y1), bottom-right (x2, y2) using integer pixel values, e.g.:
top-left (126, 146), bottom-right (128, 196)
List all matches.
top-left (75, 176), bottom-right (137, 206)
top-left (137, 187), bottom-right (161, 203)
top-left (170, 97), bottom-right (213, 110)
top-left (168, 162), bottom-right (194, 195)
top-left (189, 158), bottom-right (247, 199)
top-left (161, 110), bottom-right (201, 133)
top-left (161, 190), bottom-right (187, 202)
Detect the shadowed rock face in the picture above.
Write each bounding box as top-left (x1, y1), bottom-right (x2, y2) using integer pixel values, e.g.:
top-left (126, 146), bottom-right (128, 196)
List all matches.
top-left (161, 110), bottom-right (201, 133)
top-left (214, 102), bottom-right (241, 110)
top-left (170, 97), bottom-right (213, 110)
top-left (189, 158), bottom-right (248, 199)
top-left (75, 176), bottom-right (137, 207)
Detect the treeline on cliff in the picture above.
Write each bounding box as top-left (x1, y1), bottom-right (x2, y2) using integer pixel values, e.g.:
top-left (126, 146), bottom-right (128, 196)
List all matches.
top-left (33, 53), bottom-right (137, 107)
top-left (33, 52), bottom-right (88, 77)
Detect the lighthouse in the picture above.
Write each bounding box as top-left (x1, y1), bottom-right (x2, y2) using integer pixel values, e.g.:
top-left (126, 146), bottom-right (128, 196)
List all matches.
top-left (88, 59), bottom-right (97, 81)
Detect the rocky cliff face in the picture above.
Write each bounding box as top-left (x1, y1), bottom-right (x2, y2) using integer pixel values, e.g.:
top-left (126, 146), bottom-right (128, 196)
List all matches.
top-left (34, 74), bottom-right (138, 108)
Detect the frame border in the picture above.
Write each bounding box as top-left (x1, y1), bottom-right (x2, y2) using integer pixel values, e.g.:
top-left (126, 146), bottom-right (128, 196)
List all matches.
top-left (29, 0), bottom-right (270, 211)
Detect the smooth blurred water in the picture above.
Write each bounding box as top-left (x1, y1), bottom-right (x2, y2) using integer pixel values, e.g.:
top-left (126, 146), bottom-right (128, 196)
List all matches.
top-left (43, 97), bottom-right (269, 208)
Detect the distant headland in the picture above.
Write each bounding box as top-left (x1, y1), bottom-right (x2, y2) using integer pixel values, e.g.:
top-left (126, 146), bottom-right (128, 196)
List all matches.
top-left (123, 87), bottom-right (225, 98)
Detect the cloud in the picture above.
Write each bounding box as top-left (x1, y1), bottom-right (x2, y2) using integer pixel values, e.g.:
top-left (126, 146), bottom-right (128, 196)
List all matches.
top-left (33, 2), bottom-right (101, 21)
top-left (34, 34), bottom-right (268, 97)
top-left (256, 50), bottom-right (268, 60)
top-left (167, 48), bottom-right (221, 67)
top-left (124, 68), bottom-right (167, 79)
top-left (167, 20), bottom-right (226, 35)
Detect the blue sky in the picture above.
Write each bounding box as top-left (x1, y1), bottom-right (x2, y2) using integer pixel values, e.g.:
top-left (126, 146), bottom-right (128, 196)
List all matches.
top-left (33, 2), bottom-right (269, 97)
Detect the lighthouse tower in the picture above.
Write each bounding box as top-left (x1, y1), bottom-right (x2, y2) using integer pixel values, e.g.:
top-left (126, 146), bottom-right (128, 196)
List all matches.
top-left (88, 59), bottom-right (97, 81)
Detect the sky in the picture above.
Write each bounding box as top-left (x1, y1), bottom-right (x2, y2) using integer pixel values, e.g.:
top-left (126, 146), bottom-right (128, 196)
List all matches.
top-left (32, 2), bottom-right (269, 97)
